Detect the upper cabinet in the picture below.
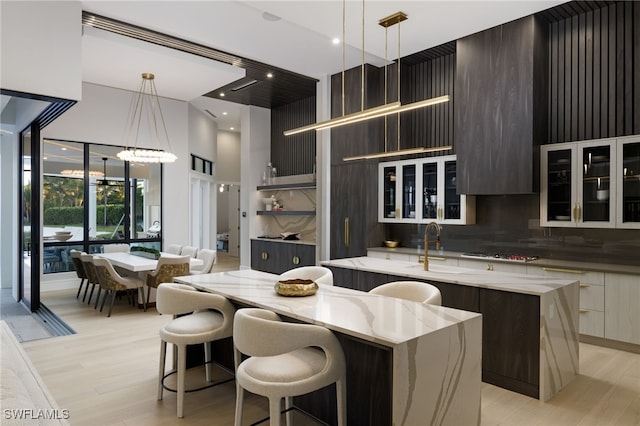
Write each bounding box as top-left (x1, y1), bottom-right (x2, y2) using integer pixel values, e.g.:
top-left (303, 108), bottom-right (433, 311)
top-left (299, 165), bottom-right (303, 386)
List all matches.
top-left (541, 135), bottom-right (640, 229)
top-left (455, 16), bottom-right (548, 195)
top-left (379, 155), bottom-right (475, 225)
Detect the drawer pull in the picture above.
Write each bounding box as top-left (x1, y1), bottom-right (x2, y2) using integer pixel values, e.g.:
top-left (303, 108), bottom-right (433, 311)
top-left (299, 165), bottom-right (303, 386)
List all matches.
top-left (429, 256), bottom-right (446, 261)
top-left (579, 308), bottom-right (589, 313)
top-left (542, 267), bottom-right (585, 274)
top-left (292, 256), bottom-right (300, 265)
top-left (261, 251), bottom-right (269, 261)
top-left (579, 283), bottom-right (590, 288)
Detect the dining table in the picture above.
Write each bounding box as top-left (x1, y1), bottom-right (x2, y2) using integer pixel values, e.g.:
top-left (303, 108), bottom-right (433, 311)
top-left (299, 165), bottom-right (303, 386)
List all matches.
top-left (95, 251), bottom-right (202, 272)
top-left (175, 269), bottom-right (482, 426)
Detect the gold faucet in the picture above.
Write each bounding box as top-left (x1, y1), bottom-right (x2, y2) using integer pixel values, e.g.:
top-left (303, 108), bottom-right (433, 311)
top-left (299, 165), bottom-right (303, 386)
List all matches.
top-left (423, 221), bottom-right (442, 271)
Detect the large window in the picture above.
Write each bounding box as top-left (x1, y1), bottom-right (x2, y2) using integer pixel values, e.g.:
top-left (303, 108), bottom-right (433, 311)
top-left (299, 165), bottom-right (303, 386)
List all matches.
top-left (42, 140), bottom-right (162, 273)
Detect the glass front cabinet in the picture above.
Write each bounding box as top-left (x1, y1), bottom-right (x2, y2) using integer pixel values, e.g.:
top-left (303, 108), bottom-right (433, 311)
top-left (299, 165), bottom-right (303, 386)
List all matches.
top-left (541, 135), bottom-right (640, 229)
top-left (378, 155), bottom-right (475, 225)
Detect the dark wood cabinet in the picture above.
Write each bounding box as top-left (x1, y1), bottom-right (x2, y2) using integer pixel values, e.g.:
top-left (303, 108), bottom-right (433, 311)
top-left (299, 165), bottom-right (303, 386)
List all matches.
top-left (480, 288), bottom-right (540, 398)
top-left (251, 239), bottom-right (315, 275)
top-left (329, 65), bottom-right (385, 260)
top-left (455, 15), bottom-right (548, 195)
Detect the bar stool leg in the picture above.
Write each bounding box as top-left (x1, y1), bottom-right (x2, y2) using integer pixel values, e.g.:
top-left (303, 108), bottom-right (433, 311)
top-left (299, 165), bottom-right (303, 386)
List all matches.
top-left (234, 383), bottom-right (244, 426)
top-left (204, 341), bottom-right (212, 382)
top-left (269, 397), bottom-right (282, 426)
top-left (158, 340), bottom-right (166, 401)
top-left (177, 344), bottom-right (187, 418)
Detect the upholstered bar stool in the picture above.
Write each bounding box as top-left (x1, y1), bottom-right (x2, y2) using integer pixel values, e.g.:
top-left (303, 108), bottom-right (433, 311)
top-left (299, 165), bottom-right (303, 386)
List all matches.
top-left (370, 281), bottom-right (442, 305)
top-left (156, 283), bottom-right (236, 418)
top-left (278, 266), bottom-right (334, 286)
top-left (145, 255), bottom-right (190, 310)
top-left (233, 308), bottom-right (347, 426)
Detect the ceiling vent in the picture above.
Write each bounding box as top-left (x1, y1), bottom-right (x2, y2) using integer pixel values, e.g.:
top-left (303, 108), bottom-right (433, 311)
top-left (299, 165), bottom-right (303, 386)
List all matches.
top-left (204, 109), bottom-right (217, 118)
top-left (231, 79), bottom-right (259, 92)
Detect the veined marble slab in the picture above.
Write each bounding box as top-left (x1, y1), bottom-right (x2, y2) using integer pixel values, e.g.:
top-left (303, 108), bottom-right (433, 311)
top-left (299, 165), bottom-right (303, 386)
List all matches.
top-left (322, 256), bottom-right (577, 296)
top-left (176, 269), bottom-right (482, 425)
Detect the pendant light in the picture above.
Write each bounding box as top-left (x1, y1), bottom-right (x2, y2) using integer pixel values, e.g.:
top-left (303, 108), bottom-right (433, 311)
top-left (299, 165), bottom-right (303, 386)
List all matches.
top-left (283, 6), bottom-right (450, 137)
top-left (117, 73), bottom-right (177, 163)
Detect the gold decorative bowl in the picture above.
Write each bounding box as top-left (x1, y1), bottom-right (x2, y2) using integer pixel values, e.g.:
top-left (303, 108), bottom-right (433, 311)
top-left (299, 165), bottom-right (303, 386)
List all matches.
top-left (275, 279), bottom-right (318, 297)
top-left (384, 240), bottom-right (399, 248)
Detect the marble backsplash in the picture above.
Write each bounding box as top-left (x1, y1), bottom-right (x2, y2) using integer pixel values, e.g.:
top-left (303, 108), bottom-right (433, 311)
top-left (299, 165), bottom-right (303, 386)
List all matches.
top-left (384, 194), bottom-right (640, 266)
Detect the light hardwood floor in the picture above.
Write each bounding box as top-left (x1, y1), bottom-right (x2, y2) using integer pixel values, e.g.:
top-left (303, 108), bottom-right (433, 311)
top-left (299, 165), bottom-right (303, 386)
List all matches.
top-left (22, 255), bottom-right (640, 425)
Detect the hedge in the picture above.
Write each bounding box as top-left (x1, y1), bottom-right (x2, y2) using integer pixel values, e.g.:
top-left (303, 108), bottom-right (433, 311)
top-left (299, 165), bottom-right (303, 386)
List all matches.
top-left (44, 205), bottom-right (125, 226)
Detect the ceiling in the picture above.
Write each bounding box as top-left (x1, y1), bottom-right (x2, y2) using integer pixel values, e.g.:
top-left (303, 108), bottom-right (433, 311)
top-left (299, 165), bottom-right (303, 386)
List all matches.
top-left (78, 1), bottom-right (570, 131)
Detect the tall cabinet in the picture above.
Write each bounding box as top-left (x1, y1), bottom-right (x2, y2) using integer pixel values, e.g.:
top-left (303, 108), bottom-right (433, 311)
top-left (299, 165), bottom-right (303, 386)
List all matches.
top-left (541, 135), bottom-right (640, 229)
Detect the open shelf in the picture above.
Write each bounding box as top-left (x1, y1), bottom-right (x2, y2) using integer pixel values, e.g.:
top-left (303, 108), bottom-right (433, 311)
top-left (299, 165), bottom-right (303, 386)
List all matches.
top-left (257, 182), bottom-right (316, 191)
top-left (256, 210), bottom-right (316, 216)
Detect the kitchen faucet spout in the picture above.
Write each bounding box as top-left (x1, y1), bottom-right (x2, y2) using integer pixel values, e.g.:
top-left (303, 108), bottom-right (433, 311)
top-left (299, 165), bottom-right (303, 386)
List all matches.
top-left (423, 221), bottom-right (442, 271)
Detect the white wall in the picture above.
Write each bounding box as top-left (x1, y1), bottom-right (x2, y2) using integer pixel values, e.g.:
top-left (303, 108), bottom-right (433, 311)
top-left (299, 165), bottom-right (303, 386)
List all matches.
top-left (239, 105), bottom-right (270, 268)
top-left (43, 82), bottom-right (191, 246)
top-left (217, 130), bottom-right (241, 183)
top-left (1, 1), bottom-right (82, 101)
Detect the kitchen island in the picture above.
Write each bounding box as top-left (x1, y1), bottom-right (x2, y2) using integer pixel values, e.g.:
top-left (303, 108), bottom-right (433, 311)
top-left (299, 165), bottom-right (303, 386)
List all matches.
top-left (322, 256), bottom-right (580, 401)
top-left (175, 269), bottom-right (482, 425)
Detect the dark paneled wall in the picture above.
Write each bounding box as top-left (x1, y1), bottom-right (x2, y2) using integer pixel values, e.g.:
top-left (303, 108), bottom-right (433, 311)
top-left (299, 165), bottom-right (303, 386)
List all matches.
top-left (548, 1), bottom-right (640, 143)
top-left (270, 96), bottom-right (316, 176)
top-left (400, 54), bottom-right (455, 152)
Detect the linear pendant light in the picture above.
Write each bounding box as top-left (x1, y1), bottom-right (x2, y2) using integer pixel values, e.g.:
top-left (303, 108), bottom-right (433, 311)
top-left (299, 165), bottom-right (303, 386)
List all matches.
top-left (343, 145), bottom-right (453, 162)
top-left (284, 7), bottom-right (450, 138)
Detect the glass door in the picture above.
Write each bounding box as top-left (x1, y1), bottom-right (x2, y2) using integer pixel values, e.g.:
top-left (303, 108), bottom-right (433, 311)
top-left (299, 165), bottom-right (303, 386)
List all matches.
top-left (381, 164), bottom-right (398, 220)
top-left (422, 162), bottom-right (438, 220)
top-left (543, 147), bottom-right (575, 225)
top-left (402, 164), bottom-right (416, 220)
top-left (578, 140), bottom-right (615, 227)
top-left (443, 161), bottom-right (460, 220)
top-left (618, 137), bottom-right (640, 228)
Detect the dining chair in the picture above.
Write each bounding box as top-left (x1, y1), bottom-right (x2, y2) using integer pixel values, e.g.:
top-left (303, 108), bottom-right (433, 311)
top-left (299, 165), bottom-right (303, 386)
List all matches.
top-left (165, 244), bottom-right (182, 255)
top-left (70, 250), bottom-right (88, 299)
top-left (369, 281), bottom-right (442, 305)
top-left (233, 308), bottom-right (347, 426)
top-left (79, 254), bottom-right (100, 305)
top-left (278, 266), bottom-right (334, 286)
top-left (93, 257), bottom-right (146, 316)
top-left (103, 243), bottom-right (130, 253)
top-left (189, 248), bottom-right (216, 275)
top-left (145, 256), bottom-right (191, 310)
top-left (179, 246), bottom-right (198, 258)
top-left (156, 283), bottom-right (235, 418)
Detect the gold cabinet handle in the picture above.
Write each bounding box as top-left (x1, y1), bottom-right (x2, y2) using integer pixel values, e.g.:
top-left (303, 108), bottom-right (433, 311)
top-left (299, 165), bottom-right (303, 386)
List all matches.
top-left (292, 256), bottom-right (300, 265)
top-left (261, 251), bottom-right (269, 261)
top-left (486, 263), bottom-right (494, 271)
top-left (396, 208), bottom-right (400, 218)
top-left (344, 217), bottom-right (350, 247)
top-left (429, 256), bottom-right (446, 261)
top-left (542, 267), bottom-right (585, 274)
top-left (579, 308), bottom-right (589, 313)
top-left (579, 283), bottom-right (590, 288)
top-left (572, 203), bottom-right (577, 221)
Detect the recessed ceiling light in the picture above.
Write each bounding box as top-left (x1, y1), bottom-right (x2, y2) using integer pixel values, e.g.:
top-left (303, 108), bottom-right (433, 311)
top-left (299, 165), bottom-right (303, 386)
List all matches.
top-left (223, 112), bottom-right (228, 115)
top-left (267, 72), bottom-right (273, 78)
top-left (332, 38), bottom-right (340, 45)
top-left (220, 92), bottom-right (225, 97)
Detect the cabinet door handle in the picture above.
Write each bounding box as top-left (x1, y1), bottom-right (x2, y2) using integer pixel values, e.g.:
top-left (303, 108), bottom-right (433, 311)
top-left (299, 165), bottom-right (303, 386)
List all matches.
top-left (261, 251), bottom-right (269, 261)
top-left (292, 256), bottom-right (300, 265)
top-left (579, 308), bottom-right (589, 313)
top-left (579, 283), bottom-right (590, 288)
top-left (542, 267), bottom-right (585, 274)
top-left (344, 217), bottom-right (350, 247)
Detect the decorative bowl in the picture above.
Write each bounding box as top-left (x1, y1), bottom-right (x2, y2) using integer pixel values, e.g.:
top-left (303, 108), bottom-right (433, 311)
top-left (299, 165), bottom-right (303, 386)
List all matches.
top-left (55, 231), bottom-right (72, 235)
top-left (55, 234), bottom-right (73, 241)
top-left (275, 279), bottom-right (318, 297)
top-left (384, 240), bottom-right (399, 248)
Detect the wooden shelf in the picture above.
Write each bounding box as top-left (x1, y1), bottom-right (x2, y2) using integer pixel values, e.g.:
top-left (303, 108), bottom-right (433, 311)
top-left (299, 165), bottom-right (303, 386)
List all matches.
top-left (256, 210), bottom-right (316, 216)
top-left (257, 182), bottom-right (316, 191)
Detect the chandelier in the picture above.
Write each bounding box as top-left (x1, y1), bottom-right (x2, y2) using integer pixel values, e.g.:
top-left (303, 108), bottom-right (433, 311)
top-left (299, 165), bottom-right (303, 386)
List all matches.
top-left (117, 73), bottom-right (177, 163)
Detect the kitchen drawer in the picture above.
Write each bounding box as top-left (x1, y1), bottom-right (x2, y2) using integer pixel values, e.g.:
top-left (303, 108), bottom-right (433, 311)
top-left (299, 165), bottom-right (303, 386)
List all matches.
top-left (526, 266), bottom-right (604, 286)
top-left (579, 284), bottom-right (604, 311)
top-left (579, 309), bottom-right (604, 338)
top-left (458, 259), bottom-right (527, 274)
top-left (367, 251), bottom-right (414, 262)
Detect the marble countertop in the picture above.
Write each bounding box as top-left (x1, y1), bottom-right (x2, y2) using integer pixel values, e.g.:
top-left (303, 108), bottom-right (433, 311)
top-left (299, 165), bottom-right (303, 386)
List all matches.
top-left (322, 257), bottom-right (578, 296)
top-left (367, 246), bottom-right (640, 275)
top-left (252, 237), bottom-right (316, 246)
top-left (175, 269), bottom-right (481, 347)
